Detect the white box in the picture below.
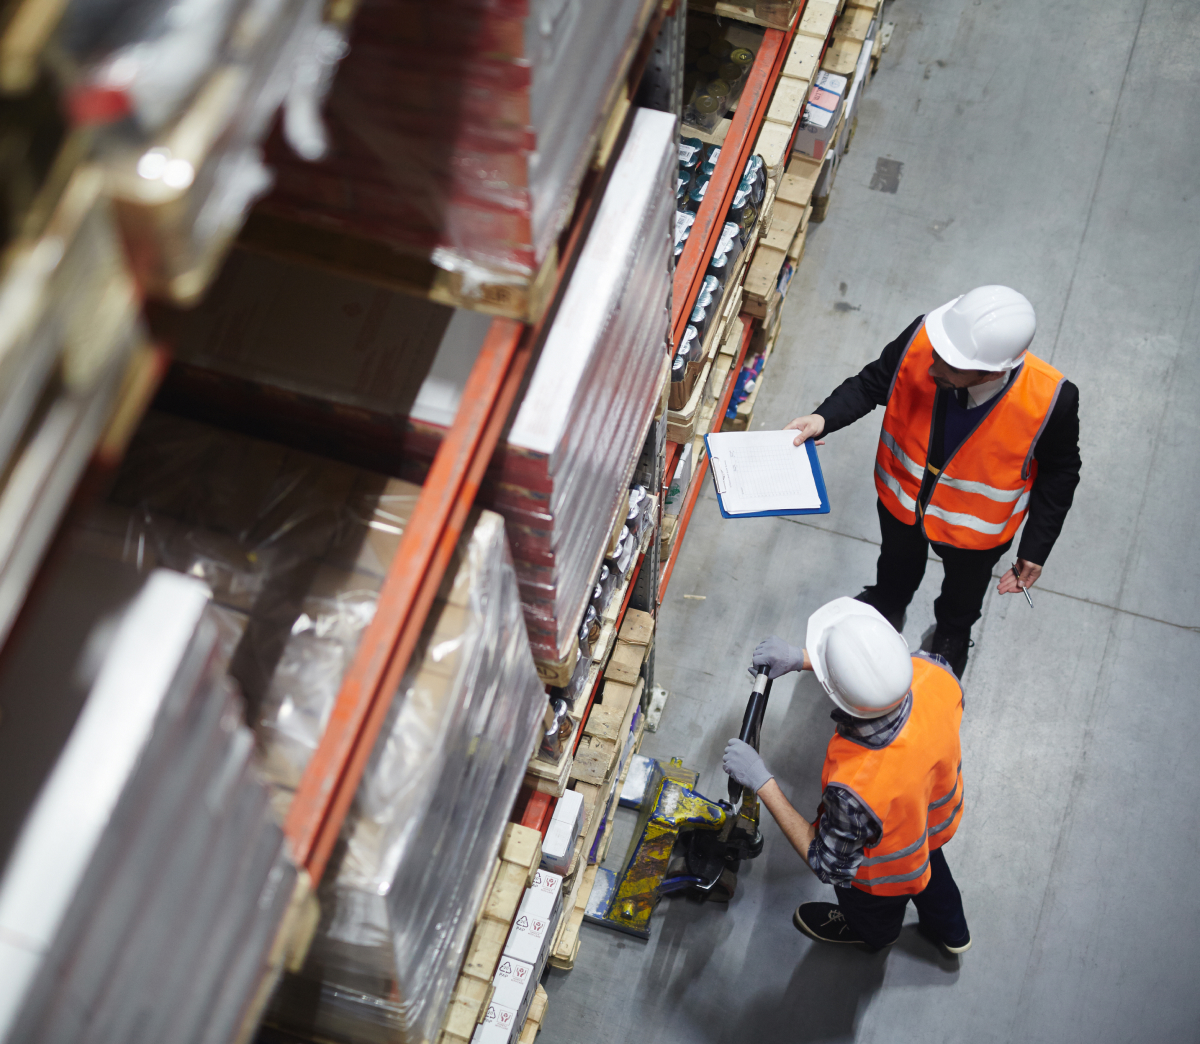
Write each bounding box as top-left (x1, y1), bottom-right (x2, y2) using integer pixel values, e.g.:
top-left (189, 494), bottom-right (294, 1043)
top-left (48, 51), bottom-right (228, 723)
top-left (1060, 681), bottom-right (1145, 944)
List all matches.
top-left (503, 869), bottom-right (564, 965)
top-left (664, 444), bottom-right (694, 517)
top-left (793, 71), bottom-right (848, 161)
top-left (471, 999), bottom-right (522, 1044)
top-left (540, 790), bottom-right (583, 875)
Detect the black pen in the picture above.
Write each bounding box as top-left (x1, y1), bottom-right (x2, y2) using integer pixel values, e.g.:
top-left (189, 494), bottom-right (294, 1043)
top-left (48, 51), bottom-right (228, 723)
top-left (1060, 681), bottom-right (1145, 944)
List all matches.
top-left (1011, 564), bottom-right (1033, 608)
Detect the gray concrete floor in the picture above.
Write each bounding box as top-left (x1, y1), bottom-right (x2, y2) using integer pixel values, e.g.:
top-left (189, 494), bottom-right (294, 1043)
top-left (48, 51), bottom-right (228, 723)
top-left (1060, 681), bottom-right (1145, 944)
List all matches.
top-left (540, 0), bottom-right (1200, 1041)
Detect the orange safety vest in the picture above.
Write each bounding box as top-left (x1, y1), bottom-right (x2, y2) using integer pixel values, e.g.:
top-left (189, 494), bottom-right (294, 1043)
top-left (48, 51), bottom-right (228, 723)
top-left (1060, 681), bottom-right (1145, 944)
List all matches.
top-left (874, 323), bottom-right (1065, 550)
top-left (820, 656), bottom-right (964, 896)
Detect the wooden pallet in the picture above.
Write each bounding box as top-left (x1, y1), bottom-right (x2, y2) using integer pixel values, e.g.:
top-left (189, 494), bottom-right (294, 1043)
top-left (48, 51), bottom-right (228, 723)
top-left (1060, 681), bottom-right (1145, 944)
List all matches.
top-left (525, 510), bottom-right (656, 795)
top-left (231, 870), bottom-right (321, 1044)
top-left (517, 984), bottom-right (549, 1044)
top-left (436, 824), bottom-right (544, 1044)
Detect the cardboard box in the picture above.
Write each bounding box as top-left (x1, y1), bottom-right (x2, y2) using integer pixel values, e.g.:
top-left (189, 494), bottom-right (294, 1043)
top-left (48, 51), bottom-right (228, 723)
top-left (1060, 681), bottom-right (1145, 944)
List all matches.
top-left (540, 790), bottom-right (584, 875)
top-left (503, 870), bottom-right (564, 966)
top-left (794, 72), bottom-right (848, 160)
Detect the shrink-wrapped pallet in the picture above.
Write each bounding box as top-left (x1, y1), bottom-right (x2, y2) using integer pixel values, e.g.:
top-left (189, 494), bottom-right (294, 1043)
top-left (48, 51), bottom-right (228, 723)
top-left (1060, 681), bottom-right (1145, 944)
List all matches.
top-left (0, 563), bottom-right (297, 1044)
top-left (269, 507), bottom-right (545, 1044)
top-left (162, 106), bottom-right (676, 665)
top-left (70, 412), bottom-right (545, 1041)
top-left (484, 105), bottom-right (675, 660)
top-left (258, 0), bottom-right (653, 278)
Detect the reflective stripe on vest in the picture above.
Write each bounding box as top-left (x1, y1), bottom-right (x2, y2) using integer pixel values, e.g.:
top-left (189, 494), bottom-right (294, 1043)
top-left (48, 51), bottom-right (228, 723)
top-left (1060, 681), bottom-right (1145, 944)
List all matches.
top-left (821, 657), bottom-right (964, 897)
top-left (873, 323), bottom-right (1065, 550)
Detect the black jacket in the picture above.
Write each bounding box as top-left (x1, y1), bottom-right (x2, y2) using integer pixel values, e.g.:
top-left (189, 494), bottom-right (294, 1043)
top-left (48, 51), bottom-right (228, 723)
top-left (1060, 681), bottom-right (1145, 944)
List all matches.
top-left (815, 316), bottom-right (1081, 565)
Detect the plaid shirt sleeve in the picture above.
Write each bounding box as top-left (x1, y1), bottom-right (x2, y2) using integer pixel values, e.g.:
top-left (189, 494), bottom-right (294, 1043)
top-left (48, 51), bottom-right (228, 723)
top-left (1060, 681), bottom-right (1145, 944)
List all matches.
top-left (805, 784), bottom-right (882, 888)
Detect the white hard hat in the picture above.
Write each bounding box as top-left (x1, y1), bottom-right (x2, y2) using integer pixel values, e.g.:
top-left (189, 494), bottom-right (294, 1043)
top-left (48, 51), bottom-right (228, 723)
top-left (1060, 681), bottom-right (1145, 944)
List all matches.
top-left (806, 597), bottom-right (913, 719)
top-left (924, 285), bottom-right (1036, 372)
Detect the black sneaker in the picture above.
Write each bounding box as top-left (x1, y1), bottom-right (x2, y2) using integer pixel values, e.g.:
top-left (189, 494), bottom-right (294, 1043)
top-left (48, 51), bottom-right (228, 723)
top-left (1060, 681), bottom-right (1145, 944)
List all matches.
top-left (793, 903), bottom-right (867, 945)
top-left (917, 922), bottom-right (972, 956)
top-left (854, 589), bottom-right (906, 633)
top-left (929, 629), bottom-right (973, 678)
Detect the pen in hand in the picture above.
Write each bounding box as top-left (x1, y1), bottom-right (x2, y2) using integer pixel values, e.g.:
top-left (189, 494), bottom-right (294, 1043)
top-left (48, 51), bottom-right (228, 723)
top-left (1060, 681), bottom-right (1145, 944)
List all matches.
top-left (1011, 563), bottom-right (1033, 608)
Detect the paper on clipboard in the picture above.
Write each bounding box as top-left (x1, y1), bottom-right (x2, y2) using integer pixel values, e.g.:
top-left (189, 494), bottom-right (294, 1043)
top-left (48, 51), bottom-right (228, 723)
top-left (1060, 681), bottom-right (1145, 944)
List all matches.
top-left (707, 429), bottom-right (823, 515)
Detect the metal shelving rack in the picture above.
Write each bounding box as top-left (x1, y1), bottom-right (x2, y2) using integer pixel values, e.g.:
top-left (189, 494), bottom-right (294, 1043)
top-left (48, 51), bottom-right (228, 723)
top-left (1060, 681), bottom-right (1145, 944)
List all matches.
top-left (657, 14), bottom-right (801, 601)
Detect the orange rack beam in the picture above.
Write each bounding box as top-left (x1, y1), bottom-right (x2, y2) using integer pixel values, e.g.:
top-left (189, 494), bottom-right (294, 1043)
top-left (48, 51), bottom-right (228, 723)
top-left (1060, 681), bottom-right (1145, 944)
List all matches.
top-left (670, 18), bottom-right (797, 351)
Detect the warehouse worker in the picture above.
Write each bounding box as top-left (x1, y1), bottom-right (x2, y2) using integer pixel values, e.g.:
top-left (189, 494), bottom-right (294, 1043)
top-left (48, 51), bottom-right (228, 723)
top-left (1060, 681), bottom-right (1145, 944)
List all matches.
top-left (723, 597), bottom-right (969, 954)
top-left (785, 286), bottom-right (1081, 676)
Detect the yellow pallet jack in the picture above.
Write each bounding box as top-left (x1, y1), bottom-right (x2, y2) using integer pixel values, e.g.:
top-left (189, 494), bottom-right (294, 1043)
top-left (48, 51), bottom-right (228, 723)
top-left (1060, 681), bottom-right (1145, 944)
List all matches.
top-left (585, 669), bottom-right (773, 938)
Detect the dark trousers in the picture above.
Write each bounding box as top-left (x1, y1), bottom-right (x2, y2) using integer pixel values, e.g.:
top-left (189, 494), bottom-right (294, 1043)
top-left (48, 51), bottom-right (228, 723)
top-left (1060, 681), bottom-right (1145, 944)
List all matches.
top-left (835, 846), bottom-right (969, 951)
top-left (868, 499), bottom-right (1010, 638)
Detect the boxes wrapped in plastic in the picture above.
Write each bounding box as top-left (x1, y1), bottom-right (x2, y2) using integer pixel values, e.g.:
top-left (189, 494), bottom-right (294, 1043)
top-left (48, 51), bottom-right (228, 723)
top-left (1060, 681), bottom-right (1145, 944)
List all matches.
top-left (162, 106), bottom-right (675, 665)
top-left (75, 410), bottom-right (423, 797)
top-left (258, 0), bottom-right (654, 277)
top-left (72, 412), bottom-right (545, 1041)
top-left (268, 507), bottom-right (545, 1044)
top-left (0, 565), bottom-right (298, 1044)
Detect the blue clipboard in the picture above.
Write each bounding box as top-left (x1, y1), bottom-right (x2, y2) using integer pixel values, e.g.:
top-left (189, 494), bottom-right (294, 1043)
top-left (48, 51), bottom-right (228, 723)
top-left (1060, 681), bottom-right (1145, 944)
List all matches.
top-left (703, 434), bottom-right (831, 519)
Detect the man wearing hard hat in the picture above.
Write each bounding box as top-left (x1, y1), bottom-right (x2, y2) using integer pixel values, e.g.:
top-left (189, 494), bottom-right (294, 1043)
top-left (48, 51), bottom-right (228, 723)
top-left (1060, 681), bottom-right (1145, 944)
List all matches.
top-left (723, 598), bottom-right (969, 953)
top-left (786, 286), bottom-right (1081, 677)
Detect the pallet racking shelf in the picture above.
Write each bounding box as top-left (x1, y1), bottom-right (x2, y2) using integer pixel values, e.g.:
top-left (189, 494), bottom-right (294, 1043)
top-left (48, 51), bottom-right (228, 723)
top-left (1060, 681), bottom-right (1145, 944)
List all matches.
top-left (659, 315), bottom-right (753, 600)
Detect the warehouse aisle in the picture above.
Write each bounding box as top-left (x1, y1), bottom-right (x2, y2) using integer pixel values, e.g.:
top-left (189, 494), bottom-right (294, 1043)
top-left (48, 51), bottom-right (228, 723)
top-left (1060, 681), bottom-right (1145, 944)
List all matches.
top-left (540, 0), bottom-right (1200, 1041)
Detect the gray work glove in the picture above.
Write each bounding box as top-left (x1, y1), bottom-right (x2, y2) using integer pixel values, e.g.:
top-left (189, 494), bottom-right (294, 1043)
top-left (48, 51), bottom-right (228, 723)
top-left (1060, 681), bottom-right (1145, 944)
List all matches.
top-left (751, 635), bottom-right (805, 679)
top-left (722, 738), bottom-right (774, 793)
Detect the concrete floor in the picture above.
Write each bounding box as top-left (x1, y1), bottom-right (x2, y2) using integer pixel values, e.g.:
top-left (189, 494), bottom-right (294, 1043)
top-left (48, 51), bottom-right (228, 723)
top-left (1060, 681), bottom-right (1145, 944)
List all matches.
top-left (539, 0), bottom-right (1200, 1041)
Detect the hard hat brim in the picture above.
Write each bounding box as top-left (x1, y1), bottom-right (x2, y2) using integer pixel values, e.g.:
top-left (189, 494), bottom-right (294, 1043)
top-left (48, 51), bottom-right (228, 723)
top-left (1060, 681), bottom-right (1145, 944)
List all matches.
top-left (924, 297), bottom-right (1026, 374)
top-left (807, 597), bottom-right (900, 718)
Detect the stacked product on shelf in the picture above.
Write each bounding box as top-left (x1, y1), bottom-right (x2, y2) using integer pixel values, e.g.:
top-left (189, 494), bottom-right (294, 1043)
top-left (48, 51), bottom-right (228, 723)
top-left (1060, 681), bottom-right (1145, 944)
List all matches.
top-left (70, 411), bottom-right (546, 1044)
top-left (162, 105), bottom-right (677, 668)
top-left (487, 106), bottom-right (674, 664)
top-left (256, 0), bottom-right (655, 282)
top-left (269, 506), bottom-right (544, 1044)
top-left (0, 563), bottom-right (298, 1044)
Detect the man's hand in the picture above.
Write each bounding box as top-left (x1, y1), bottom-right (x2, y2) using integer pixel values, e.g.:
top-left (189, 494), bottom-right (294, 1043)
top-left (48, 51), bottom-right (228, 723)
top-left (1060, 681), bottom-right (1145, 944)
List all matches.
top-left (784, 414), bottom-right (826, 447)
top-left (997, 559), bottom-right (1042, 595)
top-left (722, 738), bottom-right (774, 793)
top-left (752, 636), bottom-right (809, 679)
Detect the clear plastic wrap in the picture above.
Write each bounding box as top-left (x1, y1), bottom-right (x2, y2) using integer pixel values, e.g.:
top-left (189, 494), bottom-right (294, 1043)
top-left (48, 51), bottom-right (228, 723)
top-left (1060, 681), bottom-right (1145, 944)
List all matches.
top-left (270, 508), bottom-right (544, 1044)
top-left (72, 412), bottom-right (545, 1042)
top-left (0, 566), bottom-right (297, 1044)
top-left (162, 106), bottom-right (675, 664)
top-left (74, 411), bottom-right (423, 797)
top-left (259, 0), bottom-right (652, 277)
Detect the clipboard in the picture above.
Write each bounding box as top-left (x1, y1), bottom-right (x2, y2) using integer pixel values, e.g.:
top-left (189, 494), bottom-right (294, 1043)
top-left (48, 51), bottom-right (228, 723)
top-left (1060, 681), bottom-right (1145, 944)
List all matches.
top-left (704, 430), bottom-right (830, 519)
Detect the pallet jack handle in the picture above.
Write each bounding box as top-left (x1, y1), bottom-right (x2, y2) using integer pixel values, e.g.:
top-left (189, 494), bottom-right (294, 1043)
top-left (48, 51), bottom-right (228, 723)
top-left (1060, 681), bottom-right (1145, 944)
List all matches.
top-left (728, 668), bottom-right (773, 805)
